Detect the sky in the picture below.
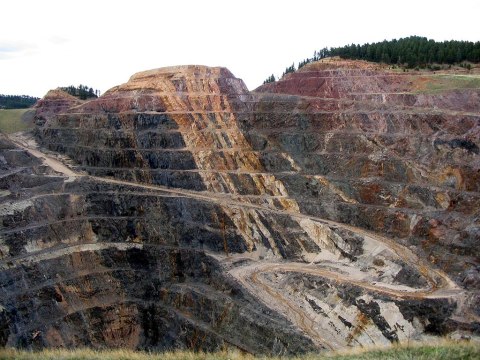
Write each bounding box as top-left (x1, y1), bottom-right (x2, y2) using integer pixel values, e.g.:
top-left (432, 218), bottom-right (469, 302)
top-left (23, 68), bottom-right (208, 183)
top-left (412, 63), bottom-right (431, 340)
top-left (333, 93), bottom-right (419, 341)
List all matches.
top-left (1, 0), bottom-right (479, 97)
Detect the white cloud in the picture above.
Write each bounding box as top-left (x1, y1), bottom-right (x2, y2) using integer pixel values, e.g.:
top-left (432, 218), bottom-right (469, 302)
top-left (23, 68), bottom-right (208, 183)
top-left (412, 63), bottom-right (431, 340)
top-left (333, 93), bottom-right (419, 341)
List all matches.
top-left (1, 0), bottom-right (479, 97)
top-left (0, 41), bottom-right (37, 59)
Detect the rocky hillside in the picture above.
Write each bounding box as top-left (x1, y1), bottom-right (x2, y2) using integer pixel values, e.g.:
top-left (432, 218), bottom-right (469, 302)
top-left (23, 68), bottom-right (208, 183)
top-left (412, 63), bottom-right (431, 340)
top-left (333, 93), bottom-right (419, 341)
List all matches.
top-left (0, 59), bottom-right (478, 353)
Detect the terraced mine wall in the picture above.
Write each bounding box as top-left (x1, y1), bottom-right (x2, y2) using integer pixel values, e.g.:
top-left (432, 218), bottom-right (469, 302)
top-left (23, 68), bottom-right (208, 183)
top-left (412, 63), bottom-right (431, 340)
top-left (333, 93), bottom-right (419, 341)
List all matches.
top-left (0, 60), bottom-right (479, 353)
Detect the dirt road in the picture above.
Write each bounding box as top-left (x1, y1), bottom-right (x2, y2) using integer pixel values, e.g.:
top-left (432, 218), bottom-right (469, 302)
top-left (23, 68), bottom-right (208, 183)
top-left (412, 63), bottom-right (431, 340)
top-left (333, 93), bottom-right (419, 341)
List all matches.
top-left (6, 132), bottom-right (466, 349)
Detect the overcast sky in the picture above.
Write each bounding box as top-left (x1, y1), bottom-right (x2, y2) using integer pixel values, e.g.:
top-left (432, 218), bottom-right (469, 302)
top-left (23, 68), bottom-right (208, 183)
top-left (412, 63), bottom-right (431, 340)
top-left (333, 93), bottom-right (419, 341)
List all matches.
top-left (1, 0), bottom-right (479, 97)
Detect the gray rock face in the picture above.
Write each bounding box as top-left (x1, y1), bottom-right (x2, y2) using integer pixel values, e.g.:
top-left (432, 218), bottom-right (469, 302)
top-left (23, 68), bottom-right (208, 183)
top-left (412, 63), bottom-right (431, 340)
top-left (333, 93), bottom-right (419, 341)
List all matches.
top-left (0, 61), bottom-right (479, 353)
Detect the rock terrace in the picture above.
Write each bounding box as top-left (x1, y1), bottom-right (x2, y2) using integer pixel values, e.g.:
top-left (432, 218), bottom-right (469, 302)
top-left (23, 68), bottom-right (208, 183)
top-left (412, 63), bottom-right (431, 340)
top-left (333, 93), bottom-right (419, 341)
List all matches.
top-left (0, 59), bottom-right (479, 353)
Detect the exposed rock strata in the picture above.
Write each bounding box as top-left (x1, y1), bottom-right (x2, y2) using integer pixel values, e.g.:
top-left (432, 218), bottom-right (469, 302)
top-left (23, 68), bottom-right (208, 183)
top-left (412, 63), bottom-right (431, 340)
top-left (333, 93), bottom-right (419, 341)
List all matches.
top-left (0, 60), bottom-right (479, 353)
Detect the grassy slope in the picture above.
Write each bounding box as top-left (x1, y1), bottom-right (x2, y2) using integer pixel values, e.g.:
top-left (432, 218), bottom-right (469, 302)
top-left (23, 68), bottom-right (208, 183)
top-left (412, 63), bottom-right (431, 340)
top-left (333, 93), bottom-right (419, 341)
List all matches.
top-left (0, 109), bottom-right (34, 134)
top-left (417, 74), bottom-right (480, 94)
top-left (0, 342), bottom-right (479, 360)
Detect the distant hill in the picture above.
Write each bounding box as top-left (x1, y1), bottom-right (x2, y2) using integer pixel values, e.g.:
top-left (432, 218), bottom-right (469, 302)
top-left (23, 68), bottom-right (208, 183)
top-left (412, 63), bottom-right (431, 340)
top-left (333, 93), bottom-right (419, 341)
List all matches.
top-left (0, 94), bottom-right (39, 109)
top-left (266, 36), bottom-right (480, 83)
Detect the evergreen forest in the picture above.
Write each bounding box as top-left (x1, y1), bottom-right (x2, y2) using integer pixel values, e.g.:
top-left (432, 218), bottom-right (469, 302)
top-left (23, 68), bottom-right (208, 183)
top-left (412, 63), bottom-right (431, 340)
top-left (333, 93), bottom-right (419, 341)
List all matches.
top-left (0, 95), bottom-right (39, 109)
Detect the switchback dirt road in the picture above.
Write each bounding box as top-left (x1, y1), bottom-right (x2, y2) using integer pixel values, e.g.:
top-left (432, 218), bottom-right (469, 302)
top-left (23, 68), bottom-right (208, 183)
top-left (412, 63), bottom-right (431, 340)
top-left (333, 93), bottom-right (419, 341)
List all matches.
top-left (6, 132), bottom-right (467, 349)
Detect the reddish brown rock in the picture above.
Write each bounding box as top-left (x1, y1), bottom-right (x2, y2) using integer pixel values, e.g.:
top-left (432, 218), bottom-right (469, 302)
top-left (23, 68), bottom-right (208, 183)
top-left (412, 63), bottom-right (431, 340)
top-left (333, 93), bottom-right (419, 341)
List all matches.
top-left (33, 89), bottom-right (82, 126)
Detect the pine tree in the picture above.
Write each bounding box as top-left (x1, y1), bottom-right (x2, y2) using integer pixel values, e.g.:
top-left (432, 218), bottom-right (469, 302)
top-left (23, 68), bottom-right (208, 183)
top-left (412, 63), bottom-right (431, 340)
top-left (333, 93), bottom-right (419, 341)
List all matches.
top-left (60, 84), bottom-right (99, 100)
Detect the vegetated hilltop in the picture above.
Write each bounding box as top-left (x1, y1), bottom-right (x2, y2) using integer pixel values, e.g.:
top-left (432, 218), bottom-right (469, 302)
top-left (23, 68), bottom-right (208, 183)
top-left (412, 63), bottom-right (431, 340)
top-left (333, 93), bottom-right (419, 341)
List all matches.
top-left (264, 36), bottom-right (480, 83)
top-left (0, 58), bottom-right (479, 354)
top-left (0, 85), bottom-right (99, 132)
top-left (325, 36), bottom-right (480, 68)
top-left (59, 84), bottom-right (100, 100)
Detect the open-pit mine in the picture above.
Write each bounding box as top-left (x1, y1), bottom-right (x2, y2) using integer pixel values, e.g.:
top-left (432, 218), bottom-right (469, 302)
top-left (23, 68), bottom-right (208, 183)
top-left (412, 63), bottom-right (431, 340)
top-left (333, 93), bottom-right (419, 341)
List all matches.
top-left (0, 58), bottom-right (479, 354)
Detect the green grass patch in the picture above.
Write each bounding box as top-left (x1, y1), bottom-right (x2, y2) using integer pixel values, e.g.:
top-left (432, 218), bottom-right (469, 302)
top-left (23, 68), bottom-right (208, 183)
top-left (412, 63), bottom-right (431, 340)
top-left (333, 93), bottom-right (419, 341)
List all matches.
top-left (0, 109), bottom-right (34, 134)
top-left (416, 74), bottom-right (480, 94)
top-left (329, 341), bottom-right (480, 359)
top-left (0, 342), bottom-right (479, 360)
